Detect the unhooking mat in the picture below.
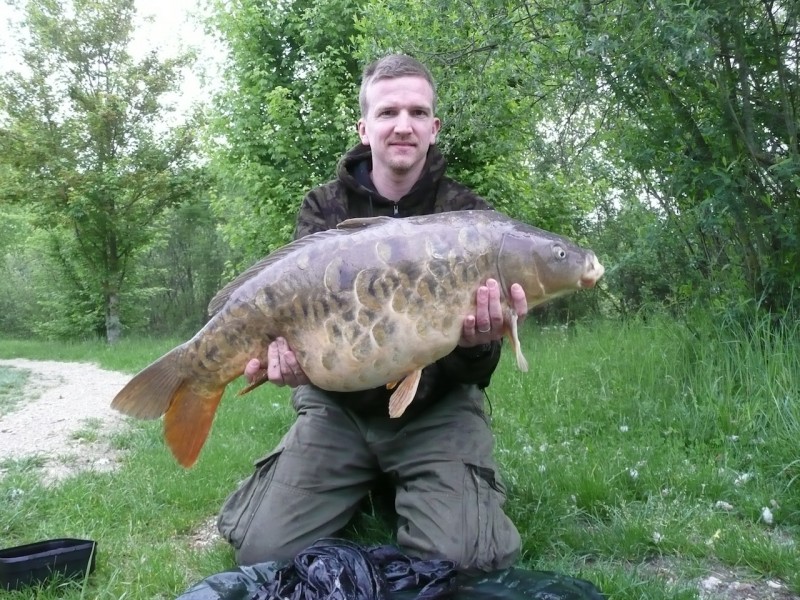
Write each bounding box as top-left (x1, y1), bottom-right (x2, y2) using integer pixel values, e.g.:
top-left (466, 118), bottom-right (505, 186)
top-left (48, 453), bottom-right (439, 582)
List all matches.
top-left (177, 538), bottom-right (606, 600)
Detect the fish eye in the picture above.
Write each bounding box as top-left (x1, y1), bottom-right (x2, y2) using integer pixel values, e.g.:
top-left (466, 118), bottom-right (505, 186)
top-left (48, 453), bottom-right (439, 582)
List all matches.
top-left (553, 245), bottom-right (566, 260)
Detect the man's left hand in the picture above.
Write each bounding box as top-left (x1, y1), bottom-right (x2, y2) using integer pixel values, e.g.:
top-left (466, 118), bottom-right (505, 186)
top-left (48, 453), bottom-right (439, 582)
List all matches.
top-left (459, 279), bottom-right (527, 348)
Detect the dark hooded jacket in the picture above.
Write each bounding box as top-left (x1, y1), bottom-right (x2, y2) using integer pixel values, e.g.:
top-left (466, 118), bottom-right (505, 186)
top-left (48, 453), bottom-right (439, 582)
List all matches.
top-left (291, 143), bottom-right (502, 418)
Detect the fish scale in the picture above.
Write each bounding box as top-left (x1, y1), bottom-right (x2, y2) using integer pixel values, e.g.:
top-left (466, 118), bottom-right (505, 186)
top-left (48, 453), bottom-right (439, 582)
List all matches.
top-left (111, 210), bottom-right (605, 467)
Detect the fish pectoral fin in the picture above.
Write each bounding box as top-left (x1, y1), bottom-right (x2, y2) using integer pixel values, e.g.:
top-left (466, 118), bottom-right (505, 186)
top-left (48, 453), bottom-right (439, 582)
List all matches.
top-left (387, 369), bottom-right (423, 418)
top-left (385, 380), bottom-right (399, 390)
top-left (163, 382), bottom-right (225, 468)
top-left (504, 311), bottom-right (529, 372)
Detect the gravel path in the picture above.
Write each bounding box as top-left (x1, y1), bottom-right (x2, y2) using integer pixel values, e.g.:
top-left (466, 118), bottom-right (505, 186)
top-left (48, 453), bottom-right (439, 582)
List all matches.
top-left (0, 358), bottom-right (131, 483)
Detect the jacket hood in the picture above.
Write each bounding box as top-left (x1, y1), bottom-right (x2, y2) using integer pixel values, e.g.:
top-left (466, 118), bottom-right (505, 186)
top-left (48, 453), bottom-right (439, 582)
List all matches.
top-left (335, 143), bottom-right (447, 209)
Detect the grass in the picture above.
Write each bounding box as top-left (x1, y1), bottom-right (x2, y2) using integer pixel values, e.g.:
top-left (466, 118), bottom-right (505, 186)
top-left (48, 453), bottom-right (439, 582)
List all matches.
top-left (0, 314), bottom-right (798, 599)
top-left (0, 366), bottom-right (30, 415)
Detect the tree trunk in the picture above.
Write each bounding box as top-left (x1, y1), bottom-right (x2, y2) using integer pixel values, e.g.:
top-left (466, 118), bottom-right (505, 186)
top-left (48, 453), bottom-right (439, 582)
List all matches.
top-left (106, 291), bottom-right (122, 344)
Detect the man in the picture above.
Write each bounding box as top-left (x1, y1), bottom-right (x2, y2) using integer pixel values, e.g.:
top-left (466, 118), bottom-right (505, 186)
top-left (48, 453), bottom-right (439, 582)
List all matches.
top-left (217, 53), bottom-right (527, 572)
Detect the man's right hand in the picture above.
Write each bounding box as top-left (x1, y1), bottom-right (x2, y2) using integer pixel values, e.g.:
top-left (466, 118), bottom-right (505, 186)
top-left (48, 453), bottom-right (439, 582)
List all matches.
top-left (245, 337), bottom-right (310, 388)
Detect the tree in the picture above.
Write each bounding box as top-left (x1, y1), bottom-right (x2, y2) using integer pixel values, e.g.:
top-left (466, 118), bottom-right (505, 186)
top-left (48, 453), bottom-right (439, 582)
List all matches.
top-left (207, 0), bottom-right (363, 264)
top-left (0, 0), bottom-right (200, 342)
top-left (570, 0), bottom-right (800, 314)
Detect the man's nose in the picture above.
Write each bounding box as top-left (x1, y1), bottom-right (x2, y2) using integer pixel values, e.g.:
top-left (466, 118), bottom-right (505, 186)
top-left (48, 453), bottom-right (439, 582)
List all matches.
top-left (394, 112), bottom-right (412, 133)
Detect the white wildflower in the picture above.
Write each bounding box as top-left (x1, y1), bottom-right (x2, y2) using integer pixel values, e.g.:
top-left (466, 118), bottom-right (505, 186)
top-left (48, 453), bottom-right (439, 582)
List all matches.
top-left (619, 425), bottom-right (629, 433)
top-left (522, 445), bottom-right (533, 454)
top-left (538, 464), bottom-right (547, 473)
top-left (761, 507), bottom-right (774, 525)
top-left (652, 531), bottom-right (663, 544)
top-left (628, 468), bottom-right (639, 479)
top-left (734, 472), bottom-right (753, 486)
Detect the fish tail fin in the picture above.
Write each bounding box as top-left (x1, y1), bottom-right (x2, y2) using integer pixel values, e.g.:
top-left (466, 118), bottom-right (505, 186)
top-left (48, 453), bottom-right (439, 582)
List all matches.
top-left (163, 383), bottom-right (225, 468)
top-left (111, 348), bottom-right (185, 419)
top-left (504, 310), bottom-right (529, 372)
top-left (111, 345), bottom-right (225, 467)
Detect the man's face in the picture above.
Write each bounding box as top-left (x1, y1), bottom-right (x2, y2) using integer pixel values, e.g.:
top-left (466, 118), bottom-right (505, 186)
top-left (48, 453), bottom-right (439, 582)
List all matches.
top-left (358, 76), bottom-right (441, 177)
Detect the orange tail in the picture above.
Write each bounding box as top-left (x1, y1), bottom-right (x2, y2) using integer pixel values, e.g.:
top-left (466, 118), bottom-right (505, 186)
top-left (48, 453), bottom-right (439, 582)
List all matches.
top-left (110, 347), bottom-right (224, 468)
top-left (163, 382), bottom-right (224, 468)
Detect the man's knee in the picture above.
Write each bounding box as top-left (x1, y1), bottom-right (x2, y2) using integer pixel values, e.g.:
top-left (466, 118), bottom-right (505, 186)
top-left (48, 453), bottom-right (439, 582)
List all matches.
top-left (234, 531), bottom-right (300, 566)
top-left (406, 517), bottom-right (521, 571)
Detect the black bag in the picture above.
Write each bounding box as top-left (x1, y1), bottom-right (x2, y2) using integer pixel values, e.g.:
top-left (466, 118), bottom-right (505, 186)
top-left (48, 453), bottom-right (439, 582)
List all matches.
top-left (177, 538), bottom-right (605, 600)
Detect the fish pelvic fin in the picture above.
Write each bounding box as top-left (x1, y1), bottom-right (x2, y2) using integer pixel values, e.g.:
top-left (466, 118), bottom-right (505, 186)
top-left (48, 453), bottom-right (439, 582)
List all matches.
top-left (163, 382), bottom-right (224, 468)
top-left (505, 310), bottom-right (529, 372)
top-left (110, 349), bottom-right (184, 419)
top-left (237, 371), bottom-right (271, 396)
top-left (388, 369), bottom-right (423, 418)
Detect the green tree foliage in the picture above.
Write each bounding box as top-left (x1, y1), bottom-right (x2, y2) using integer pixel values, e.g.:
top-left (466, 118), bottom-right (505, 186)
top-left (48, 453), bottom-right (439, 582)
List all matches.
top-left (206, 0), bottom-right (363, 264)
top-left (0, 0), bottom-right (202, 342)
top-left (0, 207), bottom-right (40, 337)
top-left (570, 0), bottom-right (800, 314)
top-left (139, 194), bottom-right (229, 338)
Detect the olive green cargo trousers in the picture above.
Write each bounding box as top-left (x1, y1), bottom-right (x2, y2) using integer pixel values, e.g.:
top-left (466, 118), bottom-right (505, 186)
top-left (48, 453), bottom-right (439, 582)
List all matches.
top-left (216, 383), bottom-right (520, 571)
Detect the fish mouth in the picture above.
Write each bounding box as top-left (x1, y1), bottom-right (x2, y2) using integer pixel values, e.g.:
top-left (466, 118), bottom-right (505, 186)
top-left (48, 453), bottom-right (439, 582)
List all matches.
top-left (579, 254), bottom-right (605, 288)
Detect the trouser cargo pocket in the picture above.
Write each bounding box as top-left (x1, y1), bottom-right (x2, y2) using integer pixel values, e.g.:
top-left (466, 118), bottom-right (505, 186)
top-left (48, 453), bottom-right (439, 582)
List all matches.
top-left (217, 448), bottom-right (283, 549)
top-left (462, 462), bottom-right (520, 571)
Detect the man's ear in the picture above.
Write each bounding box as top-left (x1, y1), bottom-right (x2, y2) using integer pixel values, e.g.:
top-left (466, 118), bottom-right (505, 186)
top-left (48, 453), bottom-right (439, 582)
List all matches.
top-left (431, 117), bottom-right (441, 143)
top-left (357, 119), bottom-right (369, 145)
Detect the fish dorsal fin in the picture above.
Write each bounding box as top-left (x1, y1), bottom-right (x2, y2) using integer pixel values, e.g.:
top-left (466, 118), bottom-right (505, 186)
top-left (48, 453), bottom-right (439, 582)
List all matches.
top-left (207, 228), bottom-right (356, 315)
top-left (337, 216), bottom-right (395, 230)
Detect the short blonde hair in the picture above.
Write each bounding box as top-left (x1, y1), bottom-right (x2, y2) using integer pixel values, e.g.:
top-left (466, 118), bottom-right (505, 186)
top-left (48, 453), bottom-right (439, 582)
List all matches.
top-left (358, 54), bottom-right (437, 116)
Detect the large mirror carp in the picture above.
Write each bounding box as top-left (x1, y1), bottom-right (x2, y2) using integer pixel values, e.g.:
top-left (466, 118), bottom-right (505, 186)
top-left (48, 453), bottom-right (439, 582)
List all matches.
top-left (111, 210), bottom-right (604, 467)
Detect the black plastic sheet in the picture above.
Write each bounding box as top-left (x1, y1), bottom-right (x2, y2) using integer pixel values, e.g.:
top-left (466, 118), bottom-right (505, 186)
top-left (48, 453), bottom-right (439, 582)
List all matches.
top-left (177, 538), bottom-right (605, 600)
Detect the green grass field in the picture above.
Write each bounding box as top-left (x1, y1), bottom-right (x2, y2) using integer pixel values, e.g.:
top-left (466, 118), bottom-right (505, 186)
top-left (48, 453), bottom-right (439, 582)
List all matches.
top-left (0, 315), bottom-right (798, 599)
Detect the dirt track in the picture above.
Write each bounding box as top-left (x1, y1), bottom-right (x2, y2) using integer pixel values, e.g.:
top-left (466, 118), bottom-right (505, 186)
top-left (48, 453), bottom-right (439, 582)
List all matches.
top-left (0, 358), bottom-right (130, 483)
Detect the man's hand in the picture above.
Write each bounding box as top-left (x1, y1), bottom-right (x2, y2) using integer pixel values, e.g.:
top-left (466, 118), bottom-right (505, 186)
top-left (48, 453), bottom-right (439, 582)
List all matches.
top-left (244, 337), bottom-right (310, 388)
top-left (459, 279), bottom-right (527, 348)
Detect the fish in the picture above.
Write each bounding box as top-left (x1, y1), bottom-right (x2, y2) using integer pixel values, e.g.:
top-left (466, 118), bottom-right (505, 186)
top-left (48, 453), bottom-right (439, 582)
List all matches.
top-left (111, 210), bottom-right (604, 467)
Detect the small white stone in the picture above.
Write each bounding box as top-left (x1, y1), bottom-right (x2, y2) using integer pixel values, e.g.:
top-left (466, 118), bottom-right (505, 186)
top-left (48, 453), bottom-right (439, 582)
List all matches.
top-left (701, 576), bottom-right (723, 590)
top-left (761, 507), bottom-right (774, 525)
top-left (714, 500), bottom-right (734, 511)
top-left (766, 580), bottom-right (782, 589)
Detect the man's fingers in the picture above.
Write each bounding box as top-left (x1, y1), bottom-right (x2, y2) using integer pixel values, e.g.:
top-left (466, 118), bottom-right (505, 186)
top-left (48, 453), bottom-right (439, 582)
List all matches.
top-left (475, 285), bottom-right (491, 333)
top-left (510, 282), bottom-right (527, 319)
top-left (486, 279), bottom-right (503, 329)
top-left (267, 340), bottom-right (285, 386)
